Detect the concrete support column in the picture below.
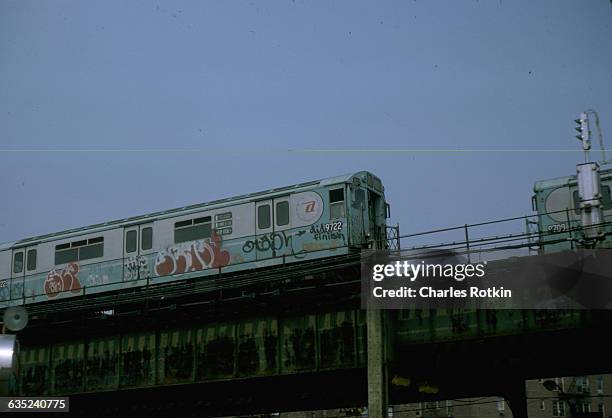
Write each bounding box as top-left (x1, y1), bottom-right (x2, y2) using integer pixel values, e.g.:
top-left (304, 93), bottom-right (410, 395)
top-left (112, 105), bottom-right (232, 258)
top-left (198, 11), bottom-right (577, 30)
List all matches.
top-left (367, 309), bottom-right (387, 418)
top-left (506, 380), bottom-right (528, 418)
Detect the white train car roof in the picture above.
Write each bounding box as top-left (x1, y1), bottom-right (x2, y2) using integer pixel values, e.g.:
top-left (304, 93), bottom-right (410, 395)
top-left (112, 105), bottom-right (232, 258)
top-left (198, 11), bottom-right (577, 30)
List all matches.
top-left (3, 171), bottom-right (376, 250)
top-left (534, 166), bottom-right (612, 192)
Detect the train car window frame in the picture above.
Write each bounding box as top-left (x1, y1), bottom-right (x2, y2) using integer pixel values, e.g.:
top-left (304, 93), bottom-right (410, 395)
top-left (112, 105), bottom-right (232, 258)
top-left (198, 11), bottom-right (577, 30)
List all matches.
top-left (329, 187), bottom-right (346, 219)
top-left (126, 230), bottom-right (137, 253)
top-left (258, 204), bottom-right (271, 229)
top-left (141, 227), bottom-right (153, 250)
top-left (276, 201), bottom-right (289, 226)
top-left (13, 251), bottom-right (23, 274)
top-left (76, 238), bottom-right (104, 261)
top-left (214, 212), bottom-right (233, 235)
top-left (26, 249), bottom-right (37, 271)
top-left (55, 246), bottom-right (78, 264)
top-left (174, 216), bottom-right (212, 243)
top-left (353, 188), bottom-right (366, 209)
top-left (55, 237), bottom-right (105, 265)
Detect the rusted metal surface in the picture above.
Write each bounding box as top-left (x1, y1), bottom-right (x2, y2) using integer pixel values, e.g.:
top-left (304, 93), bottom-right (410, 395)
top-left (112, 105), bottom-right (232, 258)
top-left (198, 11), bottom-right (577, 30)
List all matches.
top-left (52, 342), bottom-right (85, 394)
top-left (85, 337), bottom-right (119, 391)
top-left (158, 329), bottom-right (194, 385)
top-left (119, 333), bottom-right (155, 388)
top-left (17, 308), bottom-right (589, 396)
top-left (281, 315), bottom-right (316, 373)
top-left (19, 346), bottom-right (50, 395)
top-left (395, 309), bottom-right (585, 345)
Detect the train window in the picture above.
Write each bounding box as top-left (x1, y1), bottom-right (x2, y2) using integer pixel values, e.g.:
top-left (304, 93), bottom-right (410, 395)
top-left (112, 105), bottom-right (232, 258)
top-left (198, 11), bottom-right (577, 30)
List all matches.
top-left (55, 247), bottom-right (78, 264)
top-left (603, 186), bottom-right (612, 209)
top-left (175, 220), bottom-right (192, 228)
top-left (258, 204), bottom-right (271, 229)
top-left (141, 227), bottom-right (153, 250)
top-left (126, 230), bottom-right (137, 253)
top-left (330, 188), bottom-right (345, 219)
top-left (13, 252), bottom-right (23, 274)
top-left (353, 188), bottom-right (365, 209)
top-left (26, 249), bottom-right (37, 271)
top-left (276, 201), bottom-right (289, 226)
top-left (175, 216), bottom-right (212, 243)
top-left (55, 237), bottom-right (104, 264)
top-left (330, 188), bottom-right (344, 202)
top-left (78, 239), bottom-right (104, 261)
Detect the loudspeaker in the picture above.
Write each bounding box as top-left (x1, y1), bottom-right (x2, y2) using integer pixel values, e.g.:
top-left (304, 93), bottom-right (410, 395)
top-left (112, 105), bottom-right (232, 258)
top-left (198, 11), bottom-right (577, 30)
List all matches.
top-left (2, 306), bottom-right (28, 332)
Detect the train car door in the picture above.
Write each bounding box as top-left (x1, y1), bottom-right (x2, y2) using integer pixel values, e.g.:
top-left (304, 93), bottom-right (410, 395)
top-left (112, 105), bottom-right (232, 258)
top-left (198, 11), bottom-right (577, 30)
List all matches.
top-left (10, 248), bottom-right (25, 300)
top-left (255, 200), bottom-right (274, 260)
top-left (272, 196), bottom-right (293, 258)
top-left (123, 223), bottom-right (154, 282)
top-left (23, 246), bottom-right (38, 299)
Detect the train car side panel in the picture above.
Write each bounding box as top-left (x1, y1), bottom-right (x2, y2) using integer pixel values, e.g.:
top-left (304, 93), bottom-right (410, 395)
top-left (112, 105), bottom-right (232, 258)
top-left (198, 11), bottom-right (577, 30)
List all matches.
top-left (0, 172), bottom-right (387, 307)
top-left (0, 250), bottom-right (10, 301)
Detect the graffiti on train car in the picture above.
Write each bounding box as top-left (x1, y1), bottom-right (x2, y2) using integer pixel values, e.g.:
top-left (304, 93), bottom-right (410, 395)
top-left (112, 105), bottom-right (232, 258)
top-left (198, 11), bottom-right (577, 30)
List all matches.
top-left (124, 255), bottom-right (151, 281)
top-left (44, 263), bottom-right (82, 298)
top-left (309, 222), bottom-right (346, 242)
top-left (0, 280), bottom-right (8, 301)
top-left (242, 230), bottom-right (307, 259)
top-left (86, 273), bottom-right (111, 288)
top-left (154, 232), bottom-right (230, 276)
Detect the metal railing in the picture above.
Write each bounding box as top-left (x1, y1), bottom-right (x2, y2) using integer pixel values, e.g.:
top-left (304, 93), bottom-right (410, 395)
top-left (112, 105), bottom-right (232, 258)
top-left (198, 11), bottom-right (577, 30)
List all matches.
top-left (384, 208), bottom-right (612, 260)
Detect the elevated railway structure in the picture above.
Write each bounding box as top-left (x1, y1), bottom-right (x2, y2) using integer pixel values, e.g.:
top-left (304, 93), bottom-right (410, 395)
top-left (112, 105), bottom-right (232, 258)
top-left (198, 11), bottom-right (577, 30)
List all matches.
top-left (2, 161), bottom-right (612, 417)
top-left (1, 209), bottom-right (611, 417)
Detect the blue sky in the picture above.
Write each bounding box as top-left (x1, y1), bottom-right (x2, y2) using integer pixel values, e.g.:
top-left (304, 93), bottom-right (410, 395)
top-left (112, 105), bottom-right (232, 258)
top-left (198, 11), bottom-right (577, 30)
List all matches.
top-left (1, 0), bottom-right (611, 243)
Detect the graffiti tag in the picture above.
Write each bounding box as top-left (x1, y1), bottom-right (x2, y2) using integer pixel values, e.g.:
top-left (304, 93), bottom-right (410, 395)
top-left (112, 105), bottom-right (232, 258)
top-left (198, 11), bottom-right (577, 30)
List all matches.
top-left (310, 223), bottom-right (346, 242)
top-left (155, 232), bottom-right (230, 276)
top-left (44, 262), bottom-right (82, 298)
top-left (242, 231), bottom-right (306, 259)
top-left (124, 255), bottom-right (151, 282)
top-left (87, 273), bottom-right (110, 287)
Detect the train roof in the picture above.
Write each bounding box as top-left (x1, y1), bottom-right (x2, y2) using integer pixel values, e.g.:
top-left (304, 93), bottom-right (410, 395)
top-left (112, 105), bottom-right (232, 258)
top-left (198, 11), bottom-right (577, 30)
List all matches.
top-left (3, 171), bottom-right (380, 249)
top-left (534, 165), bottom-right (612, 192)
top-left (533, 174), bottom-right (573, 191)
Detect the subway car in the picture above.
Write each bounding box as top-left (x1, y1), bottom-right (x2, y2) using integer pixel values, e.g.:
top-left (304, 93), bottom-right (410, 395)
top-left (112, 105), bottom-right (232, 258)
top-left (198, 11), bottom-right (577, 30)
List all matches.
top-left (532, 166), bottom-right (612, 252)
top-left (0, 171), bottom-right (389, 307)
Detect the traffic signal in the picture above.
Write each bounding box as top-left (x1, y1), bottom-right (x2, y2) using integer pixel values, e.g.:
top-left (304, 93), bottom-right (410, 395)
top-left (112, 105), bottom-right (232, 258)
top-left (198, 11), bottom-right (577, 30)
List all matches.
top-left (574, 112), bottom-right (591, 150)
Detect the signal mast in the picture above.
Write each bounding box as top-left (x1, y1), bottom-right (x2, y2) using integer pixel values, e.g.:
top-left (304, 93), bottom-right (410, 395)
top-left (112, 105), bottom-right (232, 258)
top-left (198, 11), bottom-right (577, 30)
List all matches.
top-left (574, 110), bottom-right (605, 243)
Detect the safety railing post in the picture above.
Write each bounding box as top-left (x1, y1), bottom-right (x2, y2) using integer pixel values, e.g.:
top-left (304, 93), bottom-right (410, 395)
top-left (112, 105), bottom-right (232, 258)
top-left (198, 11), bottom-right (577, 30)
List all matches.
top-left (464, 224), bottom-right (471, 263)
top-left (565, 208), bottom-right (574, 250)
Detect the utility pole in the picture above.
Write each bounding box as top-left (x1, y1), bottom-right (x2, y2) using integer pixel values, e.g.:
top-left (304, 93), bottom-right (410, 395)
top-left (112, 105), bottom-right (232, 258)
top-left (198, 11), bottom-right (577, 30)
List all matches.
top-left (367, 309), bottom-right (388, 418)
top-left (574, 111), bottom-right (604, 242)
